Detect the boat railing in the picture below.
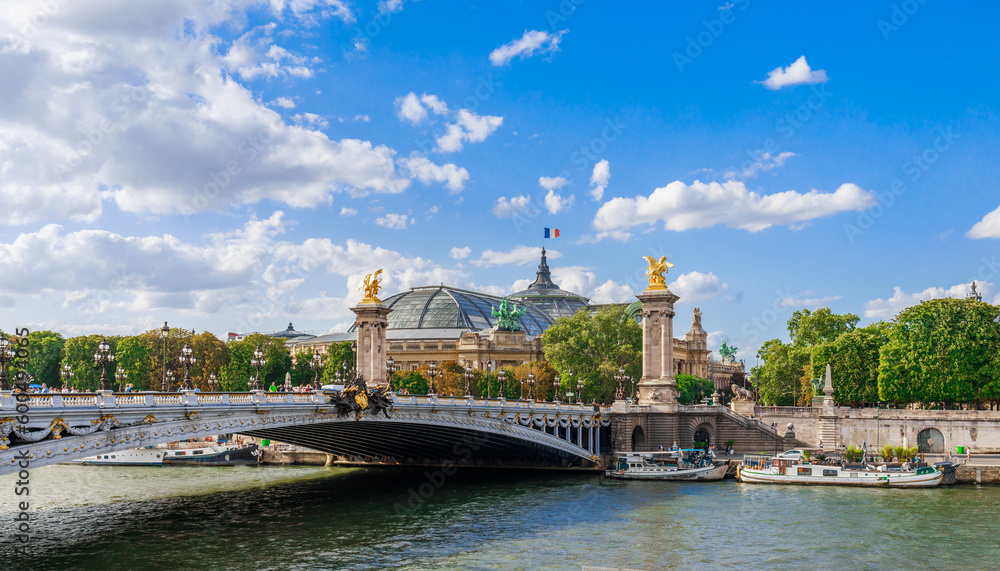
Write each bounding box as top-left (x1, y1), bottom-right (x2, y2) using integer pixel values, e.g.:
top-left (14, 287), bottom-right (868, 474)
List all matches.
top-left (742, 454), bottom-right (772, 469)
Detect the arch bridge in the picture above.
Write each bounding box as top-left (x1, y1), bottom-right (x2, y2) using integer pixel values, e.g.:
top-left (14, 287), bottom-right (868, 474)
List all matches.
top-left (0, 392), bottom-right (610, 476)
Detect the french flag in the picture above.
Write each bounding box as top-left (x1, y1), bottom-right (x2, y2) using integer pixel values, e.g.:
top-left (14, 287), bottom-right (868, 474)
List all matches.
top-left (544, 228), bottom-right (560, 238)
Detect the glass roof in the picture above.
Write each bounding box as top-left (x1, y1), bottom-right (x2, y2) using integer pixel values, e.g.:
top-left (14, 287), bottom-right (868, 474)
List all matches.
top-left (349, 286), bottom-right (555, 336)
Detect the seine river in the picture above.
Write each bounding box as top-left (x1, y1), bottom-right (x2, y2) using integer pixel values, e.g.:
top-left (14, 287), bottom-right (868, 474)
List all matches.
top-left (1, 464), bottom-right (998, 570)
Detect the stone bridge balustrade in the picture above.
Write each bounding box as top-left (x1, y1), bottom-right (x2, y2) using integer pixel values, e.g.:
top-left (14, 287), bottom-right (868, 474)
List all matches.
top-left (0, 391), bottom-right (609, 475)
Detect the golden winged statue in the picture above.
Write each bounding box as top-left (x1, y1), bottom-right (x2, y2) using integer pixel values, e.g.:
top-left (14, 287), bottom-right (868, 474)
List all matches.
top-left (643, 255), bottom-right (674, 290)
top-left (360, 269), bottom-right (383, 303)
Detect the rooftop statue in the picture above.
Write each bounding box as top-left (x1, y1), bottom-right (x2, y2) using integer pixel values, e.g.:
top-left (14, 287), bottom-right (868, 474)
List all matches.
top-left (642, 255), bottom-right (674, 290)
top-left (360, 269), bottom-right (383, 303)
top-left (492, 296), bottom-right (527, 331)
top-left (719, 341), bottom-right (738, 362)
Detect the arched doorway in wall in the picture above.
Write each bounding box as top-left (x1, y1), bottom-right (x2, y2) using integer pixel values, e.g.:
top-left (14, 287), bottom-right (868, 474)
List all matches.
top-left (631, 426), bottom-right (646, 451)
top-left (693, 424), bottom-right (713, 447)
top-left (917, 428), bottom-right (945, 453)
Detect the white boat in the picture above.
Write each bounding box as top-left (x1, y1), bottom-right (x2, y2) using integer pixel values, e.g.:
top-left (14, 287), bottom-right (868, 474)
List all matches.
top-left (738, 450), bottom-right (943, 488)
top-left (74, 448), bottom-right (164, 466)
top-left (606, 451), bottom-right (729, 481)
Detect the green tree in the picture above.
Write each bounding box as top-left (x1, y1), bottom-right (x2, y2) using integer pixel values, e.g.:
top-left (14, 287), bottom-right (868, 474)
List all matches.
top-left (676, 374), bottom-right (713, 405)
top-left (116, 335), bottom-right (153, 391)
top-left (25, 331), bottom-right (65, 387)
top-left (395, 370), bottom-right (428, 394)
top-left (219, 334), bottom-right (292, 391)
top-left (189, 331), bottom-right (229, 389)
top-left (810, 323), bottom-right (888, 406)
top-left (787, 307), bottom-right (859, 347)
top-left (321, 342), bottom-right (356, 383)
top-left (752, 339), bottom-right (810, 406)
top-left (61, 335), bottom-right (108, 391)
top-left (542, 305), bottom-right (641, 403)
top-left (878, 298), bottom-right (1000, 407)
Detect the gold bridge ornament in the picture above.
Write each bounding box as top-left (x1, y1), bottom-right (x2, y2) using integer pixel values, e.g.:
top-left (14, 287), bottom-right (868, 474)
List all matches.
top-left (360, 269), bottom-right (383, 303)
top-left (642, 255), bottom-right (674, 290)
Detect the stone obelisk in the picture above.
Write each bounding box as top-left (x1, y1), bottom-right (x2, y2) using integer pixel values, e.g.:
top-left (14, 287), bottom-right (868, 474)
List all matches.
top-left (351, 270), bottom-right (392, 387)
top-left (636, 256), bottom-right (680, 410)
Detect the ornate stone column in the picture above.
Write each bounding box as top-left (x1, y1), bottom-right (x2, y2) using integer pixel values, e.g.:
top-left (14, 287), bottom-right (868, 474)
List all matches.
top-left (636, 287), bottom-right (681, 409)
top-left (351, 301), bottom-right (391, 387)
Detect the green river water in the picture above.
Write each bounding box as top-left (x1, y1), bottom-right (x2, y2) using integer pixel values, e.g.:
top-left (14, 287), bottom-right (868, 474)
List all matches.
top-left (1, 464), bottom-right (998, 570)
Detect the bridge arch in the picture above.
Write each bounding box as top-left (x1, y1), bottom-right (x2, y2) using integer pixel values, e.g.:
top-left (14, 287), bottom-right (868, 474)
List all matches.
top-left (917, 427), bottom-right (945, 453)
top-left (631, 425), bottom-right (646, 451)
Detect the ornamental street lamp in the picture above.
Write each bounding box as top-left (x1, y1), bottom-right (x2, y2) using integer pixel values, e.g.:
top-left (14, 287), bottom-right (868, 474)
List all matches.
top-left (386, 356), bottom-right (396, 390)
top-left (527, 371), bottom-right (535, 401)
top-left (553, 375), bottom-right (561, 403)
top-left (498, 368), bottom-right (506, 399)
top-left (251, 346), bottom-right (266, 391)
top-left (160, 321), bottom-right (170, 392)
top-left (0, 333), bottom-right (15, 391)
top-left (94, 337), bottom-right (115, 391)
top-left (428, 360), bottom-right (438, 395)
top-left (115, 366), bottom-right (127, 392)
top-left (208, 372), bottom-right (218, 391)
top-left (464, 362), bottom-right (473, 396)
top-left (312, 350), bottom-right (325, 390)
top-left (486, 360), bottom-right (494, 400)
top-left (61, 363), bottom-right (74, 388)
top-left (577, 378), bottom-right (584, 405)
top-left (178, 343), bottom-right (196, 391)
top-left (614, 366), bottom-right (626, 400)
top-left (165, 370), bottom-right (176, 391)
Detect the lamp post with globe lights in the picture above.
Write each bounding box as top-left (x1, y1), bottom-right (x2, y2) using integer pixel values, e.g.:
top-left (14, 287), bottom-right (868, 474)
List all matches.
top-left (207, 372), bottom-right (218, 392)
top-left (527, 370), bottom-right (535, 401)
top-left (251, 346), bottom-right (266, 391)
top-left (464, 362), bottom-right (473, 396)
top-left (311, 350), bottom-right (325, 390)
top-left (553, 375), bottom-right (561, 403)
top-left (485, 360), bottom-right (494, 400)
top-left (498, 368), bottom-right (506, 399)
top-left (165, 370), bottom-right (176, 391)
top-left (115, 366), bottom-right (127, 392)
top-left (94, 337), bottom-right (115, 392)
top-left (179, 343), bottom-right (197, 391)
top-left (0, 333), bottom-right (16, 391)
top-left (428, 361), bottom-right (438, 395)
top-left (386, 356), bottom-right (395, 391)
top-left (61, 363), bottom-right (74, 389)
top-left (577, 377), bottom-right (584, 405)
top-left (160, 321), bottom-right (170, 392)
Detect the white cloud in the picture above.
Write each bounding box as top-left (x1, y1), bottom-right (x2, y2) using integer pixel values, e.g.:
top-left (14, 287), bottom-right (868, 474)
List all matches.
top-left (863, 282), bottom-right (998, 320)
top-left (489, 30), bottom-right (567, 66)
top-left (450, 246), bottom-right (472, 259)
top-left (473, 246), bottom-right (560, 268)
top-left (353, 114), bottom-right (370, 122)
top-left (539, 176), bottom-right (569, 191)
top-left (340, 207), bottom-right (358, 217)
top-left (436, 110), bottom-right (503, 153)
top-left (778, 294), bottom-right (844, 308)
top-left (550, 266), bottom-right (633, 304)
top-left (0, 1), bottom-right (414, 224)
top-left (492, 195), bottom-right (533, 218)
top-left (396, 92), bottom-right (427, 124)
top-left (593, 181), bottom-right (875, 235)
top-left (292, 112), bottom-right (329, 128)
top-left (394, 92), bottom-right (450, 124)
top-left (544, 189), bottom-right (575, 215)
top-left (589, 160), bottom-right (610, 201)
top-left (758, 56), bottom-right (829, 90)
top-left (726, 151), bottom-right (796, 179)
top-left (667, 271), bottom-right (730, 303)
top-left (378, 0), bottom-right (405, 13)
top-left (401, 154), bottom-right (470, 193)
top-left (375, 213), bottom-right (412, 230)
top-left (967, 205), bottom-right (1000, 239)
top-left (272, 97), bottom-right (296, 109)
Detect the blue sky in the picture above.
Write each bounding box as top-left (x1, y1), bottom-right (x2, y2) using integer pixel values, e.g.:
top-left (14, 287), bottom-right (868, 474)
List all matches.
top-left (2, 0), bottom-right (999, 362)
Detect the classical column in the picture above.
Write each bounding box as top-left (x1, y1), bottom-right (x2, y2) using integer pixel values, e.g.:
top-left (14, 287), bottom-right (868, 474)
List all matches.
top-left (351, 301), bottom-right (392, 388)
top-left (636, 287), bottom-right (681, 409)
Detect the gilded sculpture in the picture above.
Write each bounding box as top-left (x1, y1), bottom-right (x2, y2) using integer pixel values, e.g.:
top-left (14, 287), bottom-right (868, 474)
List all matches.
top-left (360, 269), bottom-right (383, 303)
top-left (642, 255), bottom-right (674, 290)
